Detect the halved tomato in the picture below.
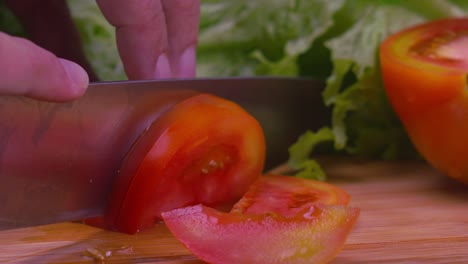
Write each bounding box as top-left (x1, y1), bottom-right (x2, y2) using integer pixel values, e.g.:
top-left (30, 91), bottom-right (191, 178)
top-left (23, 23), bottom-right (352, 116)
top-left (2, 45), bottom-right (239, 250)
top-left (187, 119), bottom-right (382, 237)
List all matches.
top-left (102, 94), bottom-right (266, 234)
top-left (162, 175), bottom-right (359, 264)
top-left (380, 18), bottom-right (468, 183)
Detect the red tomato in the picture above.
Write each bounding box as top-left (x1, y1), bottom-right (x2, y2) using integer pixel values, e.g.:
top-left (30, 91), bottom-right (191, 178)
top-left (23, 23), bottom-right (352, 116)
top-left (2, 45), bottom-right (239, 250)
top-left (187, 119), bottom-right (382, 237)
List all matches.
top-left (103, 94), bottom-right (265, 234)
top-left (162, 175), bottom-right (359, 264)
top-left (380, 18), bottom-right (468, 184)
top-left (231, 174), bottom-right (350, 217)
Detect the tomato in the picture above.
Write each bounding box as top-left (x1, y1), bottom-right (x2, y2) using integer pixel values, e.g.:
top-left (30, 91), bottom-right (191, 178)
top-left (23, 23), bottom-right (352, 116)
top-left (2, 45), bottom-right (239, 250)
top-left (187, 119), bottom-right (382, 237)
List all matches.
top-left (162, 175), bottom-right (359, 264)
top-left (102, 94), bottom-right (266, 234)
top-left (231, 174), bottom-right (350, 217)
top-left (380, 18), bottom-right (468, 184)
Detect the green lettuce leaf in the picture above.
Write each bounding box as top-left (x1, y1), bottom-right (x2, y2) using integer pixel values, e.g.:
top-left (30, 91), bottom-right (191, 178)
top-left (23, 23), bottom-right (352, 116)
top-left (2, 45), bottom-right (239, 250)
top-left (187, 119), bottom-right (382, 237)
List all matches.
top-left (288, 127), bottom-right (334, 180)
top-left (287, 1), bottom-right (468, 178)
top-left (197, 0), bottom-right (468, 180)
top-left (67, 0), bottom-right (126, 81)
top-left (322, 3), bottom-right (425, 155)
top-left (197, 0), bottom-right (345, 77)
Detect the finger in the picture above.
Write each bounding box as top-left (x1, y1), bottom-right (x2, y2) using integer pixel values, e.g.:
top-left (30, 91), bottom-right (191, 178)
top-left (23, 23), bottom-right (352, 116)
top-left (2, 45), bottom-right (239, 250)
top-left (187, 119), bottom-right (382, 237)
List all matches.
top-left (5, 0), bottom-right (99, 81)
top-left (97, 0), bottom-right (170, 79)
top-left (0, 32), bottom-right (88, 102)
top-left (162, 0), bottom-right (200, 78)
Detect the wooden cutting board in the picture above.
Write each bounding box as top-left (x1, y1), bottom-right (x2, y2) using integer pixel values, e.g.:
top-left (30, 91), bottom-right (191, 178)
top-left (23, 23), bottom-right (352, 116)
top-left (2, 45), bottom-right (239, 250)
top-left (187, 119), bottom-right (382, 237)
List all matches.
top-left (1, 157), bottom-right (467, 263)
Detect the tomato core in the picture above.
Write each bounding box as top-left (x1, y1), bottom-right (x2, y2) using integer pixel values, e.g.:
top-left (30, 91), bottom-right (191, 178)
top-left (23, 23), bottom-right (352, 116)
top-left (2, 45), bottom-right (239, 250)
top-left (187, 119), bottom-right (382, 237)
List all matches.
top-left (411, 30), bottom-right (468, 68)
top-left (180, 144), bottom-right (239, 204)
top-left (184, 145), bottom-right (235, 181)
top-left (436, 35), bottom-right (468, 63)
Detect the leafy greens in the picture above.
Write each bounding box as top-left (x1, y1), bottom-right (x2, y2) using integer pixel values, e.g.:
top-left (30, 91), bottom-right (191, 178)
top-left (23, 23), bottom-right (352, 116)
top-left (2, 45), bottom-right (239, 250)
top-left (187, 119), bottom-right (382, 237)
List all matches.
top-left (197, 0), bottom-right (468, 179)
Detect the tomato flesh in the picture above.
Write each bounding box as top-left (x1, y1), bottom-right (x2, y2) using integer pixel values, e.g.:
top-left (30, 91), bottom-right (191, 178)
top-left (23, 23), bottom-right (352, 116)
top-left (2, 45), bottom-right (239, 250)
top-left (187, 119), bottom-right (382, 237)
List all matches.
top-left (433, 35), bottom-right (468, 62)
top-left (410, 28), bottom-right (468, 69)
top-left (163, 204), bottom-right (359, 264)
top-left (380, 18), bottom-right (468, 184)
top-left (102, 94), bottom-right (265, 234)
top-left (231, 174), bottom-right (350, 217)
top-left (162, 175), bottom-right (359, 264)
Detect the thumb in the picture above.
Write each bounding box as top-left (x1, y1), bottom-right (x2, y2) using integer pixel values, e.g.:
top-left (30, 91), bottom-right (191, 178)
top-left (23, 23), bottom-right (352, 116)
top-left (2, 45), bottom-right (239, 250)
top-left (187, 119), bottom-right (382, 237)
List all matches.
top-left (0, 32), bottom-right (89, 102)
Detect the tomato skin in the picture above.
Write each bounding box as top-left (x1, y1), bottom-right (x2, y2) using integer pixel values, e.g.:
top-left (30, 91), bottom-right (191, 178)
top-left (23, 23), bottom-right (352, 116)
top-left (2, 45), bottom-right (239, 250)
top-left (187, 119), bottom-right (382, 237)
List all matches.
top-left (105, 94), bottom-right (266, 234)
top-left (380, 18), bottom-right (468, 184)
top-left (162, 175), bottom-right (359, 264)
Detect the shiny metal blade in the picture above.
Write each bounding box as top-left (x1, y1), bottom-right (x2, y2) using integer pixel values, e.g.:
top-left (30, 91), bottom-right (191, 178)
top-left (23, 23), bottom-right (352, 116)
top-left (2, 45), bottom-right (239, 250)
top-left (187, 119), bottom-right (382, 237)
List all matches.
top-left (92, 77), bottom-right (330, 168)
top-left (0, 77), bottom-right (329, 230)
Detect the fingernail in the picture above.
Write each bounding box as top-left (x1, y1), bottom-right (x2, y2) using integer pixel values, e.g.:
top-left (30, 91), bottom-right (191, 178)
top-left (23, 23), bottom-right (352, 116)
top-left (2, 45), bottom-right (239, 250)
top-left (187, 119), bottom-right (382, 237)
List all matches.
top-left (177, 45), bottom-right (196, 78)
top-left (59, 59), bottom-right (89, 96)
top-left (154, 53), bottom-right (172, 78)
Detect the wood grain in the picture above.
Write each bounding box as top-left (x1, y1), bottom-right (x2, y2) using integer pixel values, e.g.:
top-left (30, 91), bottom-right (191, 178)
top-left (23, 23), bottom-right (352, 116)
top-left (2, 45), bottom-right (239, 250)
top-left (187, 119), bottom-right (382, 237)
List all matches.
top-left (1, 158), bottom-right (467, 263)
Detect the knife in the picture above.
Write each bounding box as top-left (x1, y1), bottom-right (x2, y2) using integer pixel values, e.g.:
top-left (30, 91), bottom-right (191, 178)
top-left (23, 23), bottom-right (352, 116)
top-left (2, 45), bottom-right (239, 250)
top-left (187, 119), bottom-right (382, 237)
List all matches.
top-left (0, 77), bottom-right (329, 230)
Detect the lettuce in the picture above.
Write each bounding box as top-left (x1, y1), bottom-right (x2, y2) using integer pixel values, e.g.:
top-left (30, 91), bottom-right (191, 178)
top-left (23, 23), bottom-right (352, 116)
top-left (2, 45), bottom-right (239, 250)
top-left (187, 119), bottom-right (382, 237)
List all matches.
top-left (198, 0), bottom-right (468, 180)
top-left (197, 0), bottom-right (345, 77)
top-left (67, 0), bottom-right (126, 81)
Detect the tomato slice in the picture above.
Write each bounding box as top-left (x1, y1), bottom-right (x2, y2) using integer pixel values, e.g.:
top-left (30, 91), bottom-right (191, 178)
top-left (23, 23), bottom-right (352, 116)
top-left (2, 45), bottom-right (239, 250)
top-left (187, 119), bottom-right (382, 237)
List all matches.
top-left (102, 94), bottom-right (265, 234)
top-left (380, 18), bottom-right (468, 183)
top-left (231, 174), bottom-right (350, 217)
top-left (162, 175), bottom-right (359, 264)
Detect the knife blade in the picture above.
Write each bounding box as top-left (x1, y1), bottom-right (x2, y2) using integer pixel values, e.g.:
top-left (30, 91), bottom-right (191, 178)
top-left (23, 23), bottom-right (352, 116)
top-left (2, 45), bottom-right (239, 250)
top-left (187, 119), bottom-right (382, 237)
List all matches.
top-left (0, 77), bottom-right (329, 230)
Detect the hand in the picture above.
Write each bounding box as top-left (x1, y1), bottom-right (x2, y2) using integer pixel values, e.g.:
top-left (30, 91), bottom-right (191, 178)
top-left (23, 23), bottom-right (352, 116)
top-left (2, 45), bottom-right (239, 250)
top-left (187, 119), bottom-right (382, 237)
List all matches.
top-left (0, 31), bottom-right (89, 102)
top-left (1, 0), bottom-right (200, 102)
top-left (96, 0), bottom-right (200, 79)
top-left (2, 0), bottom-right (92, 102)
